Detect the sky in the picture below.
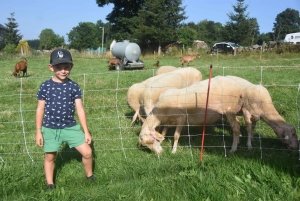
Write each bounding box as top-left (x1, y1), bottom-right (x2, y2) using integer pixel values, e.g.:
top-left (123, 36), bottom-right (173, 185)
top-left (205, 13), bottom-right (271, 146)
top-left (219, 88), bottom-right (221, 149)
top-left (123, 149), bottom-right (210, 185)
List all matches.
top-left (0, 0), bottom-right (299, 41)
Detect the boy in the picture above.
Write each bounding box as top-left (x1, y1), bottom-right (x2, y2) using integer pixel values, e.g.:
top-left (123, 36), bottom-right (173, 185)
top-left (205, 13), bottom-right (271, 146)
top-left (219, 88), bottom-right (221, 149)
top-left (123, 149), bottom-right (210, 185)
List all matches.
top-left (35, 49), bottom-right (94, 190)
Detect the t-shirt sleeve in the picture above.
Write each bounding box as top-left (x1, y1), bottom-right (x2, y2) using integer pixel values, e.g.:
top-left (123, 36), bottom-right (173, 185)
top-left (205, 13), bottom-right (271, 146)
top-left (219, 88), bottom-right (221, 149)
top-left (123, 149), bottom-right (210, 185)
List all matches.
top-left (37, 82), bottom-right (46, 100)
top-left (74, 83), bottom-right (82, 99)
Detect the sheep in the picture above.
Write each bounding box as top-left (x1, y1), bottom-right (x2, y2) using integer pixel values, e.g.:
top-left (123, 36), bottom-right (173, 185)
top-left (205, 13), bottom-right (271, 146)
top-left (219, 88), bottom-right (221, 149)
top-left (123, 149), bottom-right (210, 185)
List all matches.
top-left (127, 67), bottom-right (202, 124)
top-left (138, 76), bottom-right (243, 154)
top-left (155, 66), bottom-right (178, 76)
top-left (225, 76), bottom-right (298, 150)
top-left (127, 82), bottom-right (148, 124)
top-left (180, 54), bottom-right (200, 67)
top-left (13, 58), bottom-right (27, 77)
top-left (140, 73), bottom-right (188, 117)
top-left (152, 61), bottom-right (160, 67)
top-left (240, 84), bottom-right (298, 150)
top-left (127, 72), bottom-right (179, 124)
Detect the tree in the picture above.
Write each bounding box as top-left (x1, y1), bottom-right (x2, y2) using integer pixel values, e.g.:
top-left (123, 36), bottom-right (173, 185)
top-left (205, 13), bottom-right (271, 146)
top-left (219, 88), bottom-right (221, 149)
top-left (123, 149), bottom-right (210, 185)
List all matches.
top-left (223, 0), bottom-right (259, 46)
top-left (1, 13), bottom-right (22, 49)
top-left (273, 8), bottom-right (300, 41)
top-left (39, 29), bottom-right (64, 50)
top-left (189, 20), bottom-right (224, 46)
top-left (176, 27), bottom-right (197, 48)
top-left (16, 40), bottom-right (29, 56)
top-left (96, 0), bottom-right (144, 41)
top-left (133, 0), bottom-right (187, 55)
top-left (68, 22), bottom-right (101, 50)
top-left (27, 39), bottom-right (40, 50)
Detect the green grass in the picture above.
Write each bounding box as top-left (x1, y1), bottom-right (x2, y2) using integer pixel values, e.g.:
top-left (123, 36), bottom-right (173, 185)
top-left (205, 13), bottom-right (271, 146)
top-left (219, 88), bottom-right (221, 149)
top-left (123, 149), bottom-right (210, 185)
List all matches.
top-left (1, 51), bottom-right (300, 200)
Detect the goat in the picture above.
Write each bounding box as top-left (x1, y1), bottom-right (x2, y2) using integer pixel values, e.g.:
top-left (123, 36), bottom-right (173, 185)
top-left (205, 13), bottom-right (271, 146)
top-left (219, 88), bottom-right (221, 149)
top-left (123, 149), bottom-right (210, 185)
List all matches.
top-left (108, 58), bottom-right (122, 70)
top-left (180, 54), bottom-right (200, 67)
top-left (152, 61), bottom-right (159, 67)
top-left (13, 58), bottom-right (28, 77)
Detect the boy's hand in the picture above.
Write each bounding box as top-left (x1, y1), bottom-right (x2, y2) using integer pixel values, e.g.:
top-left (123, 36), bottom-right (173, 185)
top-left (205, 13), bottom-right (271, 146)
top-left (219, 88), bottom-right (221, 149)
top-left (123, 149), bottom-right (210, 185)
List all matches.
top-left (85, 132), bottom-right (92, 145)
top-left (36, 131), bottom-right (44, 147)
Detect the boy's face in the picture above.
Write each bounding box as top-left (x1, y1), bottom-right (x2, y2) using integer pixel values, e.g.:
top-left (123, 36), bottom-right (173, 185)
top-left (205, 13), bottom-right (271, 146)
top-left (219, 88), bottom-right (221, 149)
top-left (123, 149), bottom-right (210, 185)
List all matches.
top-left (48, 63), bottom-right (73, 82)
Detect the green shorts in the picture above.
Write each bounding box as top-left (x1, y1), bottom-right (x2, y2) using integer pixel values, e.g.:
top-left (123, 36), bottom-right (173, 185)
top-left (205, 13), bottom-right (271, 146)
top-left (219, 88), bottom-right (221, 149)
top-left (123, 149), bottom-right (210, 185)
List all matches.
top-left (42, 124), bottom-right (85, 152)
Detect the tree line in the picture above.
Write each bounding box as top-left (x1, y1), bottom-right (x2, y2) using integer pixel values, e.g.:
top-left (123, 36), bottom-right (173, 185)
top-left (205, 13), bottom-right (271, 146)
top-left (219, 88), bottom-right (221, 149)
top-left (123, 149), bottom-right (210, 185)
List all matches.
top-left (0, 0), bottom-right (299, 55)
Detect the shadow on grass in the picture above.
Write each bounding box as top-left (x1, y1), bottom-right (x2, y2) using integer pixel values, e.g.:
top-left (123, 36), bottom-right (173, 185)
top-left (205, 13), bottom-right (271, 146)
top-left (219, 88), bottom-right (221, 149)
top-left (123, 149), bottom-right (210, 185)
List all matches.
top-left (142, 119), bottom-right (300, 175)
top-left (53, 140), bottom-right (97, 183)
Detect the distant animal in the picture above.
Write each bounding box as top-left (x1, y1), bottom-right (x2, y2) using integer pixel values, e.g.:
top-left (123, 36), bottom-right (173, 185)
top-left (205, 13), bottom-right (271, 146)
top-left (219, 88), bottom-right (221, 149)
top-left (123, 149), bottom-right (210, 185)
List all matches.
top-left (180, 54), bottom-right (200, 67)
top-left (108, 58), bottom-right (122, 70)
top-left (153, 61), bottom-right (159, 67)
top-left (13, 58), bottom-right (28, 77)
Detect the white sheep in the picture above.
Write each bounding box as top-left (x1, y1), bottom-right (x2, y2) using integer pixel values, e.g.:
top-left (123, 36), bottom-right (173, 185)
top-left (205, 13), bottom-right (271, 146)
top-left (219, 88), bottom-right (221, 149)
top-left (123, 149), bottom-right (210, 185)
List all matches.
top-left (138, 76), bottom-right (243, 154)
top-left (240, 84), bottom-right (298, 150)
top-left (155, 66), bottom-right (178, 76)
top-left (127, 67), bottom-right (202, 124)
top-left (140, 73), bottom-right (187, 117)
top-left (226, 76), bottom-right (298, 150)
top-left (141, 67), bottom-right (203, 117)
top-left (127, 74), bottom-right (168, 124)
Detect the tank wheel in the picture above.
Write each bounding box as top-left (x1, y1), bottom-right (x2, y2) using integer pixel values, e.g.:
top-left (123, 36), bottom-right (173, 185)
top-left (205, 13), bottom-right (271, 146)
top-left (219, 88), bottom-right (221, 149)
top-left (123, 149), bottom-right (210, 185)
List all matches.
top-left (115, 62), bottom-right (124, 71)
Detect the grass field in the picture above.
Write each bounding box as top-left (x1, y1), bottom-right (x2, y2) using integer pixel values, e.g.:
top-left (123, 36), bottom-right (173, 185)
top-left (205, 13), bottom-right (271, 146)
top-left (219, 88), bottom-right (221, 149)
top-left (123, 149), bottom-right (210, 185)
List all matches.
top-left (1, 51), bottom-right (300, 200)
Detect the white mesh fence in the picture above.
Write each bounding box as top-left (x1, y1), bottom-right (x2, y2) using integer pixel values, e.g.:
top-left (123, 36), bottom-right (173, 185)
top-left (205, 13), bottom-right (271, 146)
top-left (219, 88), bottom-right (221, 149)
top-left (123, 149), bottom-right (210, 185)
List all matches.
top-left (0, 66), bottom-right (299, 162)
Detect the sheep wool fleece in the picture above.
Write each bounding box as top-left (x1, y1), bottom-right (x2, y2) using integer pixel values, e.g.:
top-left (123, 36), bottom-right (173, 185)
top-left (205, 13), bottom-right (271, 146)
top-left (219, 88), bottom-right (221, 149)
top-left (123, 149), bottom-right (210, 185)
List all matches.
top-left (37, 78), bottom-right (82, 129)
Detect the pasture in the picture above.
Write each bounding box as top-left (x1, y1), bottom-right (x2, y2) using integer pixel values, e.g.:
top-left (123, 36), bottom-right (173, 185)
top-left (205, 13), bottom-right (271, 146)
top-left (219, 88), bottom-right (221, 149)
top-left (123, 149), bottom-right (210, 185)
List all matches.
top-left (1, 51), bottom-right (300, 200)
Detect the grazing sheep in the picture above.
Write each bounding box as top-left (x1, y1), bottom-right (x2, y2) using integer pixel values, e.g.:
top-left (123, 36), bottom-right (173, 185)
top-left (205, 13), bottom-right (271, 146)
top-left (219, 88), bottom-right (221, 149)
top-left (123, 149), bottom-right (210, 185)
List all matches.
top-left (127, 72), bottom-right (179, 124)
top-left (13, 58), bottom-right (28, 77)
top-left (180, 54), bottom-right (200, 67)
top-left (155, 66), bottom-right (178, 76)
top-left (127, 67), bottom-right (202, 124)
top-left (138, 76), bottom-right (243, 154)
top-left (127, 82), bottom-right (148, 124)
top-left (140, 73), bottom-right (187, 117)
top-left (172, 67), bottom-right (202, 86)
top-left (153, 61), bottom-right (160, 67)
top-left (226, 76), bottom-right (298, 150)
top-left (240, 84), bottom-right (298, 150)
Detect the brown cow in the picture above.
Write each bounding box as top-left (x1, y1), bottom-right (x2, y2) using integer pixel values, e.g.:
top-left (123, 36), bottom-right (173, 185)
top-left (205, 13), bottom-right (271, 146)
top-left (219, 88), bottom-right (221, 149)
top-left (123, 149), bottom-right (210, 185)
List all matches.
top-left (13, 58), bottom-right (28, 77)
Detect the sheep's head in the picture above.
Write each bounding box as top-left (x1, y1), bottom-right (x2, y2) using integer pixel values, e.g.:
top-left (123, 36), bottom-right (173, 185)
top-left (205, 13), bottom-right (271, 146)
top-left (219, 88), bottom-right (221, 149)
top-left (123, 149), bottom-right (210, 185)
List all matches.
top-left (278, 124), bottom-right (298, 150)
top-left (138, 127), bottom-right (164, 155)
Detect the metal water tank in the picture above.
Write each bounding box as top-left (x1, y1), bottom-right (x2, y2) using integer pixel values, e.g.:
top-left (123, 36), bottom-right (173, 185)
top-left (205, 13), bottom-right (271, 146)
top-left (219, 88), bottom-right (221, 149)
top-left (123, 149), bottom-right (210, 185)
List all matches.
top-left (111, 40), bottom-right (141, 62)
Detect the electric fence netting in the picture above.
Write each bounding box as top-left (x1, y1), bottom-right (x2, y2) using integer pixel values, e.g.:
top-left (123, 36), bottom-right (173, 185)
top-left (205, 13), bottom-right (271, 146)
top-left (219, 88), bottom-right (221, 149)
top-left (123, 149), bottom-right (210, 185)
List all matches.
top-left (0, 66), bottom-right (299, 163)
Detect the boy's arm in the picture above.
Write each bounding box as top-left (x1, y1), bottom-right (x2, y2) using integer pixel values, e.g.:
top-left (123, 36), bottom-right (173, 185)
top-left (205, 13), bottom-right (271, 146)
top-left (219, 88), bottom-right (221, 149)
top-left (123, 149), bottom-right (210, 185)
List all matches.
top-left (75, 98), bottom-right (92, 144)
top-left (36, 99), bottom-right (45, 147)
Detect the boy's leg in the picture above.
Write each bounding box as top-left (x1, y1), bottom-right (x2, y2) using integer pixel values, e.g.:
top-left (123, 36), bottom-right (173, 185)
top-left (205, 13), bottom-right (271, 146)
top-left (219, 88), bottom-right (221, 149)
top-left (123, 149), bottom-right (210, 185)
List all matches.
top-left (75, 143), bottom-right (93, 177)
top-left (44, 152), bottom-right (57, 185)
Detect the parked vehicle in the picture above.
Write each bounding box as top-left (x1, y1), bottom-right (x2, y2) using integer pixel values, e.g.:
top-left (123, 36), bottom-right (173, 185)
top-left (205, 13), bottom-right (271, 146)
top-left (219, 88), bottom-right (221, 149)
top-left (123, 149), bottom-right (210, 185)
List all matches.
top-left (211, 42), bottom-right (241, 54)
top-left (283, 32), bottom-right (300, 44)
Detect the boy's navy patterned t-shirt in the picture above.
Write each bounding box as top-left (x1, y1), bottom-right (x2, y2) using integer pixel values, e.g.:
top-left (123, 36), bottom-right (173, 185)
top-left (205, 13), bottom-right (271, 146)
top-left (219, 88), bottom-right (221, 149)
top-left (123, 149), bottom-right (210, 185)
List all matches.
top-left (37, 78), bottom-right (82, 129)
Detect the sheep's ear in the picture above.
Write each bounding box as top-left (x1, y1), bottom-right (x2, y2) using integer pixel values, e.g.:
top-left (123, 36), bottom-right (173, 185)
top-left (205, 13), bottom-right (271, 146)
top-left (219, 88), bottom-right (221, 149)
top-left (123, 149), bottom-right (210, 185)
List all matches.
top-left (150, 130), bottom-right (164, 142)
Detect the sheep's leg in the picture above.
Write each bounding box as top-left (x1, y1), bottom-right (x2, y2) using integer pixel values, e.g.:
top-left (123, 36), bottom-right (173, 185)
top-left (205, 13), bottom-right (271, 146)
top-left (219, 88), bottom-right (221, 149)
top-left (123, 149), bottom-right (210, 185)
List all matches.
top-left (161, 126), bottom-right (168, 137)
top-left (242, 109), bottom-right (255, 149)
top-left (131, 111), bottom-right (139, 125)
top-left (172, 125), bottom-right (184, 154)
top-left (225, 113), bottom-right (241, 153)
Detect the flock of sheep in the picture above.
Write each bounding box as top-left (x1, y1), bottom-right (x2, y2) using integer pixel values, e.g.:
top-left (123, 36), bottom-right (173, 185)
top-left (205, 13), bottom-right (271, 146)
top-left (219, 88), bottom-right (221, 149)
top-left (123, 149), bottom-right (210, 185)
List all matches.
top-left (126, 66), bottom-right (299, 155)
